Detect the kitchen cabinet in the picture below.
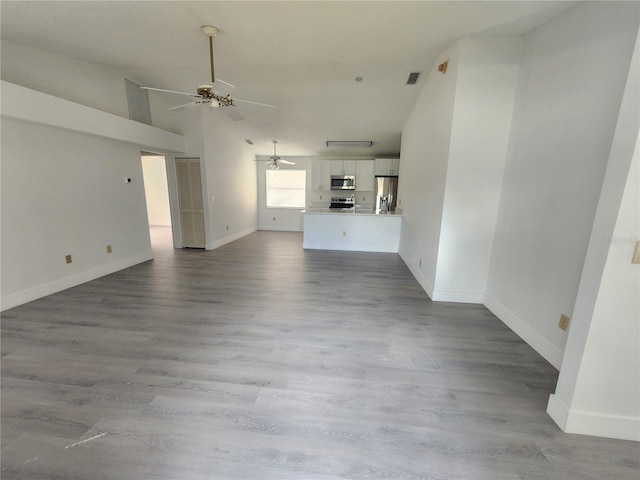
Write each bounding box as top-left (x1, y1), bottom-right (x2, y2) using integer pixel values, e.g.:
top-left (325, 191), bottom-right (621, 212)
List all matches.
top-left (312, 159), bottom-right (331, 191)
top-left (330, 159), bottom-right (357, 176)
top-left (303, 210), bottom-right (403, 253)
top-left (355, 160), bottom-right (375, 191)
top-left (375, 158), bottom-right (400, 176)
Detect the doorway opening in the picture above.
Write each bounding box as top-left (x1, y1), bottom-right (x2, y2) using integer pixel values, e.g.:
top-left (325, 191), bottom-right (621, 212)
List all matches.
top-left (141, 153), bottom-right (173, 252)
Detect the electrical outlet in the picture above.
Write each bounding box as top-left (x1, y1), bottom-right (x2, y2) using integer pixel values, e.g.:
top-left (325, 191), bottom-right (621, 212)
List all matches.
top-left (559, 314), bottom-right (570, 331)
top-left (65, 254), bottom-right (72, 264)
top-left (106, 245), bottom-right (112, 253)
top-left (210, 195), bottom-right (216, 203)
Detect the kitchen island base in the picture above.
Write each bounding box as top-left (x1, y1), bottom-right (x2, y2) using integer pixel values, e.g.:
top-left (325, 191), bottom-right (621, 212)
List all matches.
top-left (303, 210), bottom-right (402, 253)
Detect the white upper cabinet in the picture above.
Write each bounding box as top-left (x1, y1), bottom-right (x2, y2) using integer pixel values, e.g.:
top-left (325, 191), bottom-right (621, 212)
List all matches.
top-left (329, 159), bottom-right (356, 176)
top-left (312, 159), bottom-right (376, 191)
top-left (343, 160), bottom-right (356, 175)
top-left (355, 160), bottom-right (375, 191)
top-left (312, 159), bottom-right (331, 191)
top-left (330, 160), bottom-right (345, 176)
top-left (375, 158), bottom-right (400, 176)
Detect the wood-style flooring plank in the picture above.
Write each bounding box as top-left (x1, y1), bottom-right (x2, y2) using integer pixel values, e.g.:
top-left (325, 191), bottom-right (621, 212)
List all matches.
top-left (1, 227), bottom-right (638, 479)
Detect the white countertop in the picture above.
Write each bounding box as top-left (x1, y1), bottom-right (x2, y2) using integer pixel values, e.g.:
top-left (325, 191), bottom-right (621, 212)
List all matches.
top-left (302, 208), bottom-right (403, 216)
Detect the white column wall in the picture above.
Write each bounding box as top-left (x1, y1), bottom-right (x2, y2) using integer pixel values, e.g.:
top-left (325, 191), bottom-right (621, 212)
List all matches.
top-left (397, 44), bottom-right (460, 298)
top-left (485, 2), bottom-right (640, 368)
top-left (547, 30), bottom-right (640, 441)
top-left (434, 37), bottom-right (522, 303)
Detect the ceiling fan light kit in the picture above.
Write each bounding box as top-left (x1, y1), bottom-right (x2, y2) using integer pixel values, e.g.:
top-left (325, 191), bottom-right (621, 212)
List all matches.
top-left (140, 25), bottom-right (275, 120)
top-left (266, 140), bottom-right (296, 169)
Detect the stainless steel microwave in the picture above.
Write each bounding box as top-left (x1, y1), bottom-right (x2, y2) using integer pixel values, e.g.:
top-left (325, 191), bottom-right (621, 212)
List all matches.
top-left (330, 175), bottom-right (356, 190)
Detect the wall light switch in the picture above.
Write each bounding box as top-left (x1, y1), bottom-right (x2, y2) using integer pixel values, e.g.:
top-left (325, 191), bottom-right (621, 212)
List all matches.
top-left (210, 195), bottom-right (216, 202)
top-left (632, 241), bottom-right (640, 264)
top-left (65, 254), bottom-right (72, 264)
top-left (106, 245), bottom-right (112, 254)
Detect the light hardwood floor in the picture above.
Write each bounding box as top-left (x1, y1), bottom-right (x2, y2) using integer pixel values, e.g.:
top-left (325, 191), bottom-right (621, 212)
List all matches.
top-left (1, 227), bottom-right (638, 479)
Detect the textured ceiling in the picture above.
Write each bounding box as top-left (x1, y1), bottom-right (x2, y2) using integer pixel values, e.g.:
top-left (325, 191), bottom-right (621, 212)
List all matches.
top-left (1, 1), bottom-right (576, 157)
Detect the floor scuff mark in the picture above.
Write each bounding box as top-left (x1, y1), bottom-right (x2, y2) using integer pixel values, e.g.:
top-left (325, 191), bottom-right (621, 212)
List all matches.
top-left (65, 432), bottom-right (107, 449)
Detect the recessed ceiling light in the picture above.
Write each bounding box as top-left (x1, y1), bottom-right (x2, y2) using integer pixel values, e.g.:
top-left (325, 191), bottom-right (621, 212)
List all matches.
top-left (326, 141), bottom-right (373, 148)
top-left (355, 76), bottom-right (363, 82)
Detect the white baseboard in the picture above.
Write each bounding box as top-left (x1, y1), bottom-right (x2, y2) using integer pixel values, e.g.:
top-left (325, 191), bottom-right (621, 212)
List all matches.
top-left (398, 251), bottom-right (434, 300)
top-left (483, 293), bottom-right (564, 369)
top-left (302, 242), bottom-right (398, 253)
top-left (1, 251), bottom-right (153, 312)
top-left (547, 394), bottom-right (640, 441)
top-left (206, 226), bottom-right (258, 251)
top-left (432, 289), bottom-right (484, 304)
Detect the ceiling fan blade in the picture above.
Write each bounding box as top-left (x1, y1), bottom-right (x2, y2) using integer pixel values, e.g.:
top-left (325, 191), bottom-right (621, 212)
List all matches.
top-left (222, 108), bottom-right (244, 121)
top-left (279, 159), bottom-right (296, 165)
top-left (233, 98), bottom-right (278, 108)
top-left (168, 101), bottom-right (200, 112)
top-left (141, 86), bottom-right (200, 98)
top-left (215, 79), bottom-right (235, 90)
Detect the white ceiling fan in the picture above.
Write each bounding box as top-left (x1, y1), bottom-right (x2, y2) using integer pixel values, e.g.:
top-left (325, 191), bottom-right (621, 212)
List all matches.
top-left (141, 26), bottom-right (276, 121)
top-left (266, 141), bottom-right (296, 169)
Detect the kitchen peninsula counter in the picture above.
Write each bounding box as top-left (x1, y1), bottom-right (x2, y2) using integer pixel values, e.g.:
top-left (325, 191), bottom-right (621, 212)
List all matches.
top-left (302, 208), bottom-right (403, 252)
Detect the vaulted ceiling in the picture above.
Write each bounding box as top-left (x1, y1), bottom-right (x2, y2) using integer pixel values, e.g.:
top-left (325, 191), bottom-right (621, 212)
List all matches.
top-left (1, 1), bottom-right (576, 157)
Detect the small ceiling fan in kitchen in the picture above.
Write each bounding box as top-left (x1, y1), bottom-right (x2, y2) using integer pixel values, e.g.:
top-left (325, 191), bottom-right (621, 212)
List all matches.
top-left (266, 141), bottom-right (295, 169)
top-left (140, 26), bottom-right (276, 121)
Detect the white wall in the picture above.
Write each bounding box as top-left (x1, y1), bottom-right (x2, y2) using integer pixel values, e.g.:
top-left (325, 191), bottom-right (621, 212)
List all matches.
top-left (200, 109), bottom-right (258, 248)
top-left (547, 29), bottom-right (640, 441)
top-left (257, 156), bottom-right (314, 232)
top-left (141, 155), bottom-right (172, 227)
top-left (0, 43), bottom-right (186, 310)
top-left (398, 44), bottom-right (460, 297)
top-left (434, 37), bottom-right (522, 303)
top-left (398, 37), bottom-right (522, 302)
top-left (485, 1), bottom-right (640, 368)
top-left (1, 41), bottom-right (130, 118)
top-left (1, 117), bottom-right (153, 310)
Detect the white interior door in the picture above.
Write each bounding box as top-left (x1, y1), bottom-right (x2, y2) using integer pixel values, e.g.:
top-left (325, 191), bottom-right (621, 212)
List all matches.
top-left (176, 158), bottom-right (206, 248)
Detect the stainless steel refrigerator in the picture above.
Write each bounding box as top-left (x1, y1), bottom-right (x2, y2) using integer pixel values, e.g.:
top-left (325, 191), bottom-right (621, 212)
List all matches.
top-left (374, 176), bottom-right (399, 212)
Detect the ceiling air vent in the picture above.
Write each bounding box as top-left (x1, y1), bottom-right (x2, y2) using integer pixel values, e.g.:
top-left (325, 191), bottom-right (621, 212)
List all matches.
top-left (406, 72), bottom-right (420, 85)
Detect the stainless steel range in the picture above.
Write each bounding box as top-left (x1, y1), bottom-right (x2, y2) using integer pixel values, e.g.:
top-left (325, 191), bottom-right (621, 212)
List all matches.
top-left (329, 196), bottom-right (355, 209)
